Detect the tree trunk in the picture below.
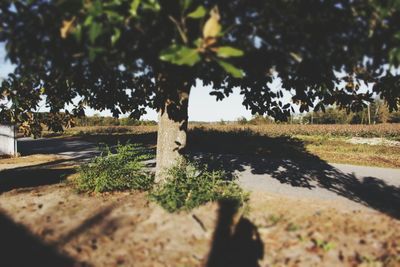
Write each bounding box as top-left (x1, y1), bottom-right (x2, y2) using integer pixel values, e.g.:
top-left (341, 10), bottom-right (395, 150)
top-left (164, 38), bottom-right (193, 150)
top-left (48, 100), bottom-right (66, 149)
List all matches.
top-left (155, 90), bottom-right (190, 183)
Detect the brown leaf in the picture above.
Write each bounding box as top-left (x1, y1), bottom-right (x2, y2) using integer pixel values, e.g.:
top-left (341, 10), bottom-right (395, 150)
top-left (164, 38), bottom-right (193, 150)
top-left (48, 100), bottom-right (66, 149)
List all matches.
top-left (60, 17), bottom-right (76, 39)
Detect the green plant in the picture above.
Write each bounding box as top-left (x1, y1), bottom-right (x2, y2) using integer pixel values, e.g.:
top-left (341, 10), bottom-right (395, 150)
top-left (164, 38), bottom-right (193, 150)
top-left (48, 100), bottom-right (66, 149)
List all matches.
top-left (149, 160), bottom-right (249, 212)
top-left (267, 214), bottom-right (284, 225)
top-left (74, 143), bottom-right (154, 193)
top-left (313, 239), bottom-right (336, 252)
top-left (286, 222), bottom-right (301, 232)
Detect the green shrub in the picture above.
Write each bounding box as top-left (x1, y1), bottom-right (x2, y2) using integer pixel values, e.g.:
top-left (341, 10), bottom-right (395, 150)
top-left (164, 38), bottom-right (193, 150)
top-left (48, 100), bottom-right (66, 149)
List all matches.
top-left (74, 144), bottom-right (154, 193)
top-left (149, 160), bottom-right (249, 212)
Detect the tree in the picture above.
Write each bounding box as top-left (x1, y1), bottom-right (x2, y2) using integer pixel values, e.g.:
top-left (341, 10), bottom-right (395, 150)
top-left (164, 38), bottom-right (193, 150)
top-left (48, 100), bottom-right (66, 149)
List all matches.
top-left (1, 0), bottom-right (400, 181)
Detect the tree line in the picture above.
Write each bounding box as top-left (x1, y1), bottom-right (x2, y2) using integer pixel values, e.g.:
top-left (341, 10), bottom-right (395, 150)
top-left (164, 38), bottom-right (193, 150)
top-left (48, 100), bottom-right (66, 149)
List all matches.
top-left (75, 114), bottom-right (157, 127)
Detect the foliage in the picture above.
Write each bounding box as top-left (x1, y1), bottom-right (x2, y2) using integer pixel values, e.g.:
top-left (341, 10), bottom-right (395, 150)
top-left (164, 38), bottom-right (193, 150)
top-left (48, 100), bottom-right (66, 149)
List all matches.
top-left (149, 160), bottom-right (249, 212)
top-left (1, 1), bottom-right (400, 133)
top-left (236, 115), bottom-right (273, 125)
top-left (236, 116), bottom-right (248, 125)
top-left (302, 100), bottom-right (399, 125)
top-left (74, 143), bottom-right (153, 193)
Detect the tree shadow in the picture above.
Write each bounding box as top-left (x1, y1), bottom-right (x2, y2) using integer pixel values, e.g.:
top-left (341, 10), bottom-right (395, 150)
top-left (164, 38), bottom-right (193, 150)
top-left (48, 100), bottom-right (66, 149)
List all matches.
top-left (77, 132), bottom-right (157, 148)
top-left (0, 160), bottom-right (75, 193)
top-left (0, 208), bottom-right (86, 267)
top-left (206, 200), bottom-right (264, 267)
top-left (187, 128), bottom-right (400, 219)
top-left (55, 203), bottom-right (117, 247)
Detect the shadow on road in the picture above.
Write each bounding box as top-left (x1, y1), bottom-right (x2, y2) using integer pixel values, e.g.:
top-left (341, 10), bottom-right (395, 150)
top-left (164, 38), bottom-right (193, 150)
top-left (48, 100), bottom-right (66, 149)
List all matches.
top-left (188, 127), bottom-right (400, 220)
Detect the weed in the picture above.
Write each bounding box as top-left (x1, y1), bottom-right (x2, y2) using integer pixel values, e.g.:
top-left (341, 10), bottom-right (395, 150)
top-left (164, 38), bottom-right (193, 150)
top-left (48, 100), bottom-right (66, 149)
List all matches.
top-left (149, 160), bottom-right (249, 212)
top-left (313, 239), bottom-right (336, 252)
top-left (74, 143), bottom-right (154, 193)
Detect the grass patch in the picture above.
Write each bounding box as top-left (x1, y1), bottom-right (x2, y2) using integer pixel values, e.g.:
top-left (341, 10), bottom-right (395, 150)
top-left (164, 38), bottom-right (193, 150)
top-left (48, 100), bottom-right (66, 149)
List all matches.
top-left (299, 135), bottom-right (400, 168)
top-left (74, 143), bottom-right (154, 193)
top-left (149, 160), bottom-right (249, 213)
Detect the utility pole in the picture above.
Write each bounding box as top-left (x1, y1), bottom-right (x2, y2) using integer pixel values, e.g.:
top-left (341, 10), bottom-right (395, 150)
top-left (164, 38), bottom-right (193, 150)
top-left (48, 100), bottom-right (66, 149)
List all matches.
top-left (367, 104), bottom-right (371, 125)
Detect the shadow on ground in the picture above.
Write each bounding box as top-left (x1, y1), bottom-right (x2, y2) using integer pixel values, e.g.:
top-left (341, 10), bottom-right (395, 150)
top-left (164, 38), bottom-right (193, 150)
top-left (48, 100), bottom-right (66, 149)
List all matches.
top-left (0, 160), bottom-right (76, 193)
top-left (188, 127), bottom-right (400, 220)
top-left (5, 128), bottom-right (400, 220)
top-left (0, 208), bottom-right (85, 267)
top-left (206, 200), bottom-right (264, 267)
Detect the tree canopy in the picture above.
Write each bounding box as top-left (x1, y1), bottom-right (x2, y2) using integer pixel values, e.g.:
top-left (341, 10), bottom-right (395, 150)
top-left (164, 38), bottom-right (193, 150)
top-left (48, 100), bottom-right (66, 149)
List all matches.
top-left (1, 0), bottom-right (400, 135)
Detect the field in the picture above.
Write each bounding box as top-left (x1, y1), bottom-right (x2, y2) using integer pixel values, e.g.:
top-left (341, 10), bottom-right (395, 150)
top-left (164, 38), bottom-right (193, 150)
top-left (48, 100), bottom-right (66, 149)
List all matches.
top-left (1, 123), bottom-right (399, 266)
top-left (52, 123), bottom-right (400, 139)
top-left (47, 123), bottom-right (400, 168)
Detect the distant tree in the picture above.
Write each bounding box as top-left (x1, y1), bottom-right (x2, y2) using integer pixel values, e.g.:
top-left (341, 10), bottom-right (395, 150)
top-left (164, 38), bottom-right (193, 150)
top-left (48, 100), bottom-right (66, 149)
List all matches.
top-left (248, 114), bottom-right (272, 125)
top-left (304, 107), bottom-right (348, 124)
top-left (1, 1), bottom-right (400, 180)
top-left (236, 116), bottom-right (248, 125)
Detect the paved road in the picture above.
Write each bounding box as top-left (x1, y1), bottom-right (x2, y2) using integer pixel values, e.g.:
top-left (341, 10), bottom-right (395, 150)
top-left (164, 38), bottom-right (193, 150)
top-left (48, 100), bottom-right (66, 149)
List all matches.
top-left (16, 137), bottom-right (400, 216)
top-left (18, 137), bottom-right (100, 159)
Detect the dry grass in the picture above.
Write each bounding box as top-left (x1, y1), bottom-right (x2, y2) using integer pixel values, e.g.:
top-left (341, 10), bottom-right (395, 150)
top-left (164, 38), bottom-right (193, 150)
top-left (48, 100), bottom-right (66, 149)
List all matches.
top-left (302, 136), bottom-right (400, 168)
top-left (189, 125), bottom-right (400, 168)
top-left (39, 123), bottom-right (400, 168)
top-left (194, 123), bottom-right (400, 139)
top-left (43, 123), bottom-right (400, 139)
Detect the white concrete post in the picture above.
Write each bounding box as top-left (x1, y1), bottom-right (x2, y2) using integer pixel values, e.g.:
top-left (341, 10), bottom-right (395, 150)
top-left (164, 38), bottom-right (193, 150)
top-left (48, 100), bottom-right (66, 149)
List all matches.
top-left (0, 124), bottom-right (17, 156)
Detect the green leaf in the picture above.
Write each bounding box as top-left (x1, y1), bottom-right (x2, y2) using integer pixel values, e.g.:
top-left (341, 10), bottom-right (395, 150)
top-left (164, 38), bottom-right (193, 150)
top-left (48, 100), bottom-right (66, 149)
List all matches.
top-left (187, 5), bottom-right (207, 19)
top-left (216, 59), bottom-right (244, 78)
top-left (181, 0), bottom-right (192, 12)
top-left (111, 28), bottom-right (121, 46)
top-left (89, 22), bottom-right (102, 44)
top-left (73, 24), bottom-right (82, 43)
top-left (88, 47), bottom-right (105, 61)
top-left (142, 0), bottom-right (160, 12)
top-left (193, 38), bottom-right (202, 47)
top-left (84, 15), bottom-right (93, 26)
top-left (160, 45), bottom-right (200, 66)
top-left (105, 10), bottom-right (124, 22)
top-left (216, 46), bottom-right (244, 58)
top-left (130, 0), bottom-right (141, 16)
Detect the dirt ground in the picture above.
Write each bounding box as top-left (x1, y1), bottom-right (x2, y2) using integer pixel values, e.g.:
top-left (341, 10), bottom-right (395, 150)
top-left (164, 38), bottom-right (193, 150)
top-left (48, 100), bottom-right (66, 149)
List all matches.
top-left (0, 154), bottom-right (69, 171)
top-left (0, 182), bottom-right (399, 267)
top-left (1, 134), bottom-right (399, 267)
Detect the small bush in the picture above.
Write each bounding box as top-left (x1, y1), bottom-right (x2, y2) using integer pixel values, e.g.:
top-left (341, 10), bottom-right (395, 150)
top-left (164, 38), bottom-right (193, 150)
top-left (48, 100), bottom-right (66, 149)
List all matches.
top-left (74, 144), bottom-right (154, 193)
top-left (149, 160), bottom-right (249, 212)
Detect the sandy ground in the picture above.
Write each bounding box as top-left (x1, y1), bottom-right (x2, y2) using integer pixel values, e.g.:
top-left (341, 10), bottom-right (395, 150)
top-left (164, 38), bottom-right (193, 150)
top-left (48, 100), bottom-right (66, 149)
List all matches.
top-left (0, 183), bottom-right (399, 267)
